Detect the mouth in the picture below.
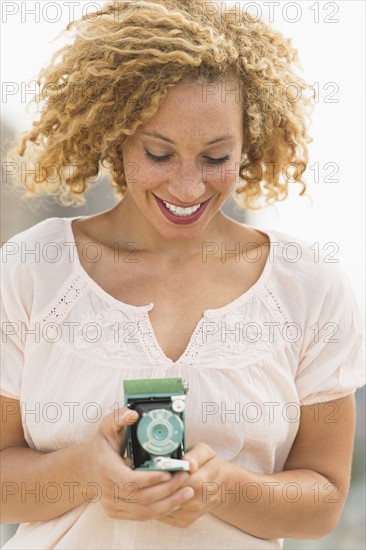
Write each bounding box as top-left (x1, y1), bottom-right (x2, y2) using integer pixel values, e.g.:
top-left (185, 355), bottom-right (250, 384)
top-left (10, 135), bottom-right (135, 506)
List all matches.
top-left (153, 194), bottom-right (212, 225)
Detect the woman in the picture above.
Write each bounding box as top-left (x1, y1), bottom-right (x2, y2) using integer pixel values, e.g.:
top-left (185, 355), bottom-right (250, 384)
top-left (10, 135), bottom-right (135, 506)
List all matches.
top-left (1, 1), bottom-right (364, 549)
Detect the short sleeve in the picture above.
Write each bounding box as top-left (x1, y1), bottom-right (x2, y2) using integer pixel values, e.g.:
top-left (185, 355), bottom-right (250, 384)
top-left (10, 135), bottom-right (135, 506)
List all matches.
top-left (0, 244), bottom-right (31, 400)
top-left (295, 263), bottom-right (365, 406)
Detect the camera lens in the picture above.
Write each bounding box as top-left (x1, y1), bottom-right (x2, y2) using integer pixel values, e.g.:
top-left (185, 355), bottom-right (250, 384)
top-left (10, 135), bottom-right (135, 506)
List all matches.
top-left (137, 409), bottom-right (184, 456)
top-left (152, 423), bottom-right (169, 441)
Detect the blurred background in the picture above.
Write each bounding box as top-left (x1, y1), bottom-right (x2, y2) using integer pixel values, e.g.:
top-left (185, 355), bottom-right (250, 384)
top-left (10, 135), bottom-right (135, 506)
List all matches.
top-left (1, 1), bottom-right (365, 548)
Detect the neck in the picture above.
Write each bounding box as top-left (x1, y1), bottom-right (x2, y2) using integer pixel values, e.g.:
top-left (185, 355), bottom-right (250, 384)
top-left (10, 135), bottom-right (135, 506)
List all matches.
top-left (107, 193), bottom-right (232, 263)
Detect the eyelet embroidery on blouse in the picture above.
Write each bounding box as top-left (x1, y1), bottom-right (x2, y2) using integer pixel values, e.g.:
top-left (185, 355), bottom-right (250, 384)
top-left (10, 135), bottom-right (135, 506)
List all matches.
top-left (42, 274), bottom-right (88, 327)
top-left (257, 284), bottom-right (299, 342)
top-left (179, 319), bottom-right (208, 365)
top-left (133, 313), bottom-right (167, 365)
top-left (134, 287), bottom-right (295, 366)
top-left (38, 276), bottom-right (295, 364)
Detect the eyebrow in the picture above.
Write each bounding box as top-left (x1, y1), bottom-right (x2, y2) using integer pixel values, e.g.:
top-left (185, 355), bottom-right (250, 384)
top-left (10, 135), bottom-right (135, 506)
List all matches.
top-left (141, 131), bottom-right (234, 145)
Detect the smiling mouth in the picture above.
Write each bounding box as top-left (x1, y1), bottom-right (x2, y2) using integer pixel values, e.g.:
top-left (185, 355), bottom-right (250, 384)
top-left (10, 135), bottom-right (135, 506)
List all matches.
top-left (162, 200), bottom-right (201, 217)
top-left (153, 193), bottom-right (212, 224)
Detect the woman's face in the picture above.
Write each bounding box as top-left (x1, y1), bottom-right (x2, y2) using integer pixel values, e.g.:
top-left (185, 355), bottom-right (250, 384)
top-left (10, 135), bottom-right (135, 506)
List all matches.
top-left (121, 78), bottom-right (244, 240)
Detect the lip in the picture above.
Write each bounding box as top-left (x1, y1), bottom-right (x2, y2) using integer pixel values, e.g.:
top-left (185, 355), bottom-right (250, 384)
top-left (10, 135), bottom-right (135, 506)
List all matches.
top-left (153, 194), bottom-right (212, 225)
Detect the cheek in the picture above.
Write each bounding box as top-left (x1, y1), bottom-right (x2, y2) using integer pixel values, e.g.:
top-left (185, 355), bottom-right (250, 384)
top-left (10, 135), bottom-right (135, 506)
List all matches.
top-left (207, 160), bottom-right (241, 192)
top-left (122, 142), bottom-right (156, 190)
top-left (124, 154), bottom-right (158, 190)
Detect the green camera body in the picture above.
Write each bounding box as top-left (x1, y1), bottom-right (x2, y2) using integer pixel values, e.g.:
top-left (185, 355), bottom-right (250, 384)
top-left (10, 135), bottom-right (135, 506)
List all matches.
top-left (123, 377), bottom-right (190, 472)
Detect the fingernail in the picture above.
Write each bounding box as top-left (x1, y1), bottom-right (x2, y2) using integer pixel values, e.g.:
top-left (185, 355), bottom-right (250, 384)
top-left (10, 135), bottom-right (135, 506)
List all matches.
top-left (122, 410), bottom-right (138, 421)
top-left (182, 488), bottom-right (194, 500)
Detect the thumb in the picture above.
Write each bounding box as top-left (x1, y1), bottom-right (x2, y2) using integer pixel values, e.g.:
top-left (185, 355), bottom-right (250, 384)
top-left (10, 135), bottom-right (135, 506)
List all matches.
top-left (99, 408), bottom-right (139, 451)
top-left (112, 408), bottom-right (139, 430)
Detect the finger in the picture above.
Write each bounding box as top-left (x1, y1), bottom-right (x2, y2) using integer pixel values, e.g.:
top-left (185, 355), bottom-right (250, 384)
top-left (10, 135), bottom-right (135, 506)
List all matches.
top-left (134, 471), bottom-right (191, 505)
top-left (113, 408), bottom-right (140, 428)
top-left (183, 443), bottom-right (216, 472)
top-left (137, 483), bottom-right (195, 519)
top-left (105, 408), bottom-right (139, 434)
top-left (95, 436), bottom-right (171, 491)
top-left (95, 432), bottom-right (177, 492)
top-left (102, 474), bottom-right (195, 521)
top-left (117, 468), bottom-right (174, 491)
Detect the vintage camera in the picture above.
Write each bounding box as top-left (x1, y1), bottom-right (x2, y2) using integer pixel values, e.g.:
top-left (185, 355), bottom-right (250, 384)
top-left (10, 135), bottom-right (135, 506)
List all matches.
top-left (123, 377), bottom-right (190, 471)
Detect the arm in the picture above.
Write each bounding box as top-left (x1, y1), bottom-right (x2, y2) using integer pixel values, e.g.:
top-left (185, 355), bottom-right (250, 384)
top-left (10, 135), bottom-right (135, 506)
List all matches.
top-left (210, 394), bottom-right (356, 539)
top-left (0, 395), bottom-right (94, 523)
top-left (159, 394), bottom-right (355, 538)
top-left (0, 397), bottom-right (195, 524)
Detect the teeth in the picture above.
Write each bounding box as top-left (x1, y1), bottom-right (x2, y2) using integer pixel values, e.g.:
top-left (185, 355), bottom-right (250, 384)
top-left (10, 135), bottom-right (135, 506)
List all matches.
top-left (162, 200), bottom-right (201, 217)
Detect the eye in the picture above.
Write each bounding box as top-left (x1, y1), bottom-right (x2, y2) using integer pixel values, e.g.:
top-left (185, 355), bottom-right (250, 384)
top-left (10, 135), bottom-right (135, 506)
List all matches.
top-left (205, 156), bottom-right (230, 165)
top-left (144, 150), bottom-right (172, 163)
top-left (144, 149), bottom-right (230, 165)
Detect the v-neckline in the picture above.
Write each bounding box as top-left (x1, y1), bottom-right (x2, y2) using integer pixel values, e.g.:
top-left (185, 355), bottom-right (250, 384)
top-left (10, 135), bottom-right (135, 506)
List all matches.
top-left (135, 310), bottom-right (210, 366)
top-left (64, 215), bottom-right (273, 365)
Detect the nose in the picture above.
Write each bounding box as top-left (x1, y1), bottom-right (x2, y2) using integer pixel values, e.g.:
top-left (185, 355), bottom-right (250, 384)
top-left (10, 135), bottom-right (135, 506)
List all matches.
top-left (167, 172), bottom-right (206, 204)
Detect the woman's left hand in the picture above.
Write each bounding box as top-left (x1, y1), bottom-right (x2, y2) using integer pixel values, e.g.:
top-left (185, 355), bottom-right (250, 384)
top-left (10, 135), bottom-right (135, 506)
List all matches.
top-left (156, 443), bottom-right (226, 528)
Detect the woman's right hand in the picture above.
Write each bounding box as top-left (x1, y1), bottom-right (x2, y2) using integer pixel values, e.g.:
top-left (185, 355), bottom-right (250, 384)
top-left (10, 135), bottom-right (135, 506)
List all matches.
top-left (85, 408), bottom-right (195, 521)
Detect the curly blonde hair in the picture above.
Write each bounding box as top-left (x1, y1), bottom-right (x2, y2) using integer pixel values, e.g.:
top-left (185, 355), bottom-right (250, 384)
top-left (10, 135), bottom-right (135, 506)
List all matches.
top-left (6, 0), bottom-right (315, 209)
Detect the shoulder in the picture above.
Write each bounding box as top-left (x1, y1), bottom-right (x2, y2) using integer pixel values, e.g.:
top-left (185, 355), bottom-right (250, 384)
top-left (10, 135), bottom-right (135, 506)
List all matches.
top-left (1, 217), bottom-right (71, 290)
top-left (1, 217), bottom-right (67, 250)
top-left (257, 226), bottom-right (354, 315)
top-left (268, 226), bottom-right (346, 280)
top-left (1, 217), bottom-right (79, 320)
top-left (1, 217), bottom-right (69, 263)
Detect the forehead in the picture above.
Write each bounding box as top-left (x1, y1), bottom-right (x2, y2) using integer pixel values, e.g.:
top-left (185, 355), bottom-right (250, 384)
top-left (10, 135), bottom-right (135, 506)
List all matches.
top-left (140, 79), bottom-right (243, 142)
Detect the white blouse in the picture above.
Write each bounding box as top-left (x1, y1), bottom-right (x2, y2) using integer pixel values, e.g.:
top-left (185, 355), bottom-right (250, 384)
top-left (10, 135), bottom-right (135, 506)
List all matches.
top-left (1, 216), bottom-right (364, 550)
